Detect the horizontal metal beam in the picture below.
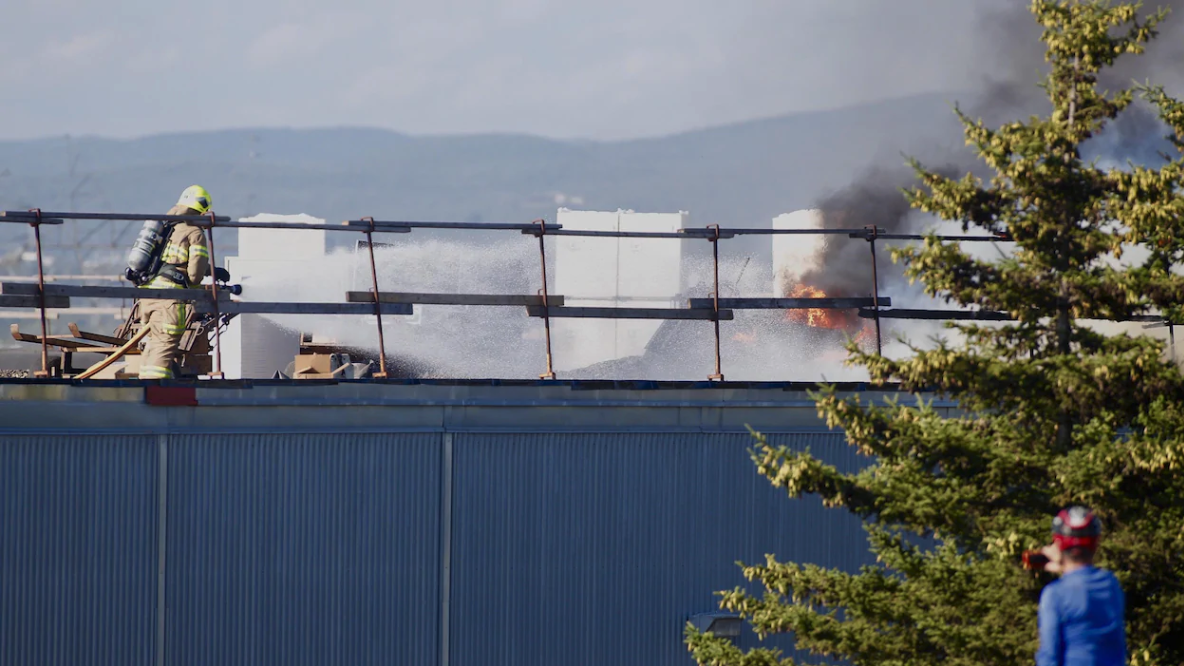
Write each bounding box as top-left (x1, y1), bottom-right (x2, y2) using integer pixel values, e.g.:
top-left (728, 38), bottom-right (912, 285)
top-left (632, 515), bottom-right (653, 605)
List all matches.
top-left (204, 302), bottom-right (414, 316)
top-left (0, 294), bottom-right (71, 308)
top-left (0, 282), bottom-right (230, 302)
top-left (684, 227), bottom-right (1010, 242)
top-left (858, 308), bottom-right (1013, 321)
top-left (346, 291), bottom-right (565, 306)
top-left (870, 233), bottom-right (1011, 242)
top-left (346, 220), bottom-right (562, 232)
top-left (689, 297), bottom-right (890, 309)
top-left (0, 298), bottom-right (408, 316)
top-left (2, 210), bottom-right (232, 223)
top-left (166, 220), bottom-right (411, 233)
top-left (526, 228), bottom-right (732, 239)
top-left (0, 215), bottom-right (64, 225)
top-left (246, 221), bottom-right (410, 232)
top-left (717, 227), bottom-right (873, 236)
top-left (1, 211), bottom-right (561, 233)
top-left (526, 305), bottom-right (733, 320)
top-left (0, 211), bottom-right (411, 233)
top-left (0, 282), bottom-right (414, 315)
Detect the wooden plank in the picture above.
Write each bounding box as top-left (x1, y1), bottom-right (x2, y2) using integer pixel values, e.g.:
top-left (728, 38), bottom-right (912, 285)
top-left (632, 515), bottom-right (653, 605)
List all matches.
top-left (688, 297), bottom-right (890, 309)
top-left (526, 306), bottom-right (733, 321)
top-left (347, 291), bottom-right (565, 307)
top-left (0, 294), bottom-right (71, 308)
top-left (10, 323), bottom-right (102, 349)
top-left (68, 323), bottom-right (128, 346)
top-left (207, 301), bottom-right (414, 315)
top-left (0, 282), bottom-right (226, 302)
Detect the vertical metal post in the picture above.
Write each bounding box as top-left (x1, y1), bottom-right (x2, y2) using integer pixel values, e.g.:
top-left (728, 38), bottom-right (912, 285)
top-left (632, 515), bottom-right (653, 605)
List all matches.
top-left (707, 224), bottom-right (724, 381)
top-left (362, 217), bottom-right (389, 378)
top-left (866, 225), bottom-right (883, 356)
top-left (29, 209), bottom-right (49, 377)
top-left (204, 213), bottom-right (224, 378)
top-left (156, 433), bottom-right (169, 666)
top-left (1170, 322), bottom-right (1177, 364)
top-left (535, 218), bottom-right (556, 380)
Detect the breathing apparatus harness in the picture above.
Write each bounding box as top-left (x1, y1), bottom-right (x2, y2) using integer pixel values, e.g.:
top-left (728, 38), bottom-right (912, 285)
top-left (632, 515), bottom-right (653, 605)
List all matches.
top-left (123, 218), bottom-right (189, 287)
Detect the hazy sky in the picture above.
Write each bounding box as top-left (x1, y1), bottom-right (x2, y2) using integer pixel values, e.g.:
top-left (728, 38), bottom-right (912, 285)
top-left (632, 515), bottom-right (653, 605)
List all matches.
top-left (0, 1), bottom-right (1006, 141)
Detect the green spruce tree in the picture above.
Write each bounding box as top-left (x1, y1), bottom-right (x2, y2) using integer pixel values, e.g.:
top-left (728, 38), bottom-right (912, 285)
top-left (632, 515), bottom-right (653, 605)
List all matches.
top-left (687, 1), bottom-right (1184, 664)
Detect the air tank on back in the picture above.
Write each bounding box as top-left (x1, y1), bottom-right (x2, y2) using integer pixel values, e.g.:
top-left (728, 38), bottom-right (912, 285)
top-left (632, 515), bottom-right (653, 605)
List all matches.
top-left (124, 219), bottom-right (169, 285)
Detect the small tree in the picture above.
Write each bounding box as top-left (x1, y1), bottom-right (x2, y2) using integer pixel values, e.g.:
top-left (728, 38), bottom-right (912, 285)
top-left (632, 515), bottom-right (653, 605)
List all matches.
top-left (687, 2), bottom-right (1184, 665)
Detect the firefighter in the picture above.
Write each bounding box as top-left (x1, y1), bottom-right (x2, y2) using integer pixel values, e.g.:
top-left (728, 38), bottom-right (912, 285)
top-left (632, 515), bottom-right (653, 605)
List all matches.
top-left (1035, 506), bottom-right (1126, 666)
top-left (136, 185), bottom-right (212, 379)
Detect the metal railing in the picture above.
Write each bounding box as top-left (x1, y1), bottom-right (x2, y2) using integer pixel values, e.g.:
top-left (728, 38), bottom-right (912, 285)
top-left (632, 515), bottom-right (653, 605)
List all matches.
top-left (0, 208), bottom-right (1019, 381)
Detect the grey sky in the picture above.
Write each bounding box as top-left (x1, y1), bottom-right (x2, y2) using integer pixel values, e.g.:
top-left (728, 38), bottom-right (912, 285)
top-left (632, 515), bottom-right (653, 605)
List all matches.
top-left (2, 1), bottom-right (999, 141)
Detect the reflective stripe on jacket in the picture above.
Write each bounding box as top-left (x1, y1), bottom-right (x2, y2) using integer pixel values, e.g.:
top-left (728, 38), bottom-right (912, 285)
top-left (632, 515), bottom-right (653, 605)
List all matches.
top-left (138, 364), bottom-right (173, 379)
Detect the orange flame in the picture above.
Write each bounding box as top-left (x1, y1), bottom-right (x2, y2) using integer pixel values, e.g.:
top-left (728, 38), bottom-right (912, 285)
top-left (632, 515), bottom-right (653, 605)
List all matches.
top-left (785, 284), bottom-right (859, 330)
top-left (785, 283), bottom-right (877, 350)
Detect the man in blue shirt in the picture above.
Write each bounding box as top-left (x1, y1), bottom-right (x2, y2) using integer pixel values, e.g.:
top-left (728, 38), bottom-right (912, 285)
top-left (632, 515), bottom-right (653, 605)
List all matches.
top-left (1035, 506), bottom-right (1126, 666)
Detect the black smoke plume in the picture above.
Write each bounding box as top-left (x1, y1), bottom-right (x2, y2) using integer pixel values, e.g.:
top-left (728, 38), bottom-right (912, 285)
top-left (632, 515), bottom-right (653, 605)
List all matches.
top-left (796, 168), bottom-right (915, 297)
top-left (972, 0), bottom-right (1183, 143)
top-left (796, 165), bottom-right (961, 297)
top-left (800, 1), bottom-right (1181, 296)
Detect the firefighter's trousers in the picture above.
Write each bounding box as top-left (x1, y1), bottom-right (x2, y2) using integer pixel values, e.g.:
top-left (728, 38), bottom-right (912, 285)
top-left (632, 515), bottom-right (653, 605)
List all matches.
top-left (138, 299), bottom-right (190, 379)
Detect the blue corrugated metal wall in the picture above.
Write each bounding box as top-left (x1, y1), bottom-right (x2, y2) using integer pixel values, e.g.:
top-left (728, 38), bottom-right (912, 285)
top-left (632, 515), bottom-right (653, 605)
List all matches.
top-left (164, 433), bottom-right (441, 666)
top-left (449, 432), bottom-right (871, 666)
top-left (0, 434), bottom-right (158, 666)
top-left (0, 428), bottom-right (873, 666)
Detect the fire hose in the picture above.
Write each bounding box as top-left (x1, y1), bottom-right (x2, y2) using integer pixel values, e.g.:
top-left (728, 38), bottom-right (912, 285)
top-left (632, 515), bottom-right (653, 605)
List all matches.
top-left (75, 325), bottom-right (151, 380)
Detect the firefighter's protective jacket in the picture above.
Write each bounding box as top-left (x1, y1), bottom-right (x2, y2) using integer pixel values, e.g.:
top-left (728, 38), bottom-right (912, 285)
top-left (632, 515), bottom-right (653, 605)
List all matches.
top-left (136, 204), bottom-right (212, 379)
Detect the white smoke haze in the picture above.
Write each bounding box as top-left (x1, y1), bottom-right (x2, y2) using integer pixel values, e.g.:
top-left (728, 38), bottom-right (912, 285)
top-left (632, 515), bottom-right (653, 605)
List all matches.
top-left (237, 236), bottom-right (548, 379)
top-left (229, 231), bottom-right (966, 381)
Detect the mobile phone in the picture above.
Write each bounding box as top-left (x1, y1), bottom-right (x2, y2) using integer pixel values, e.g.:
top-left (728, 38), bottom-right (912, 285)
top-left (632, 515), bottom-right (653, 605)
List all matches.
top-left (1022, 550), bottom-right (1050, 570)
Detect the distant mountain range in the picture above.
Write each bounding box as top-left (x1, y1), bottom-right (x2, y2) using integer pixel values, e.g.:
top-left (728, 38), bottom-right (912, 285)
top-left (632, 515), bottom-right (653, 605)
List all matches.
top-left (0, 90), bottom-right (980, 356)
top-left (0, 91), bottom-right (967, 222)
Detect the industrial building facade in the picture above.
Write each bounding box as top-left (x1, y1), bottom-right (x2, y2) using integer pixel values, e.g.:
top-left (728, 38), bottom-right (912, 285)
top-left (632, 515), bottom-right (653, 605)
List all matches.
top-left (0, 381), bottom-right (942, 665)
